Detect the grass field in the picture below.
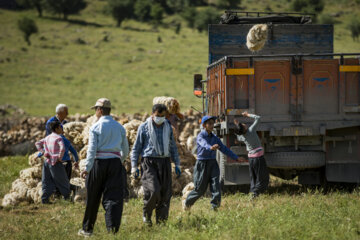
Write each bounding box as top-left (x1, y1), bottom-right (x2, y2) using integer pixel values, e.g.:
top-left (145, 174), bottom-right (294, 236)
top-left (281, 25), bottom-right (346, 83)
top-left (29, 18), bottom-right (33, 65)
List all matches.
top-left (0, 0), bottom-right (360, 116)
top-left (0, 156), bottom-right (359, 240)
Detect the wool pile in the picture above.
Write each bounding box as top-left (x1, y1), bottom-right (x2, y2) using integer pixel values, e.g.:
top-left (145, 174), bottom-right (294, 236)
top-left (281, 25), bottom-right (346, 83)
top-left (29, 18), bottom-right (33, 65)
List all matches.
top-left (2, 108), bottom-right (203, 206)
top-left (153, 96), bottom-right (181, 115)
top-left (246, 24), bottom-right (268, 52)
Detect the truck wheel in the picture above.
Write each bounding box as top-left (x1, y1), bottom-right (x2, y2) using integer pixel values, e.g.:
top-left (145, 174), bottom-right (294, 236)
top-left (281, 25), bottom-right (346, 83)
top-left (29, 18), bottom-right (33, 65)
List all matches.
top-left (266, 152), bottom-right (325, 168)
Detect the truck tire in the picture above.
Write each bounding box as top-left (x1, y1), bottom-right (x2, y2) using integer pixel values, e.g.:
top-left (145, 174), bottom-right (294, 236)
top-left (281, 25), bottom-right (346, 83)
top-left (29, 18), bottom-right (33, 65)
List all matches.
top-left (266, 152), bottom-right (325, 168)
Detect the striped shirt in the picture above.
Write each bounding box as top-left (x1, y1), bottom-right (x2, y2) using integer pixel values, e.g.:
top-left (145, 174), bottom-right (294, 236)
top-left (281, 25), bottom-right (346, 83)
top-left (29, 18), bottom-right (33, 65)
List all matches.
top-left (35, 133), bottom-right (65, 166)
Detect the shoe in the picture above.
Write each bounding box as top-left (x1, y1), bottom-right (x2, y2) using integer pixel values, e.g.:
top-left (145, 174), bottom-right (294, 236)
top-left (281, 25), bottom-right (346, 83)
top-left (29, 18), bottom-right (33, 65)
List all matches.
top-left (211, 205), bottom-right (219, 211)
top-left (143, 216), bottom-right (152, 227)
top-left (250, 193), bottom-right (258, 201)
top-left (41, 199), bottom-right (51, 204)
top-left (182, 199), bottom-right (191, 211)
top-left (78, 229), bottom-right (92, 237)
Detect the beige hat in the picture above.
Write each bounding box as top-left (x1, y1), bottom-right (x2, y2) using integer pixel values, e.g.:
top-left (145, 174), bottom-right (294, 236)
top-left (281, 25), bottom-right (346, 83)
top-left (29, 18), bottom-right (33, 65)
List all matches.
top-left (91, 98), bottom-right (111, 109)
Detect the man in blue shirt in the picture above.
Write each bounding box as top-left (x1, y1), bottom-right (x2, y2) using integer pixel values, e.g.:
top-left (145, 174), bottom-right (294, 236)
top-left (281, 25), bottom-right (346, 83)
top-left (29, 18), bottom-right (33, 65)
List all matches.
top-left (183, 116), bottom-right (241, 211)
top-left (45, 104), bottom-right (68, 136)
top-left (61, 135), bottom-right (79, 180)
top-left (131, 104), bottom-right (181, 226)
top-left (78, 98), bottom-right (129, 237)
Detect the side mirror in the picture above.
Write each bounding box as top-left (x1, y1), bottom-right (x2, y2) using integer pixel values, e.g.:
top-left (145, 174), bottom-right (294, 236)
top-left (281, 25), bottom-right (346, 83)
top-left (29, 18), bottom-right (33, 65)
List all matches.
top-left (193, 74), bottom-right (203, 96)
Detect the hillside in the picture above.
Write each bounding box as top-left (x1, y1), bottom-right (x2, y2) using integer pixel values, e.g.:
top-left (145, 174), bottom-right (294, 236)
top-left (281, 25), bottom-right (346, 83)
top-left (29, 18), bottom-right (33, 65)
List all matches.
top-left (0, 0), bottom-right (359, 116)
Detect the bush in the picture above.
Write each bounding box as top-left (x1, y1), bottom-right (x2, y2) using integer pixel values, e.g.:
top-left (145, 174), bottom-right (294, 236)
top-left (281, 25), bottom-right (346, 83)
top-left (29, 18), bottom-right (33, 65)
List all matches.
top-left (194, 7), bottom-right (220, 33)
top-left (45, 0), bottom-right (87, 20)
top-left (16, 0), bottom-right (45, 17)
top-left (106, 0), bottom-right (134, 27)
top-left (181, 7), bottom-right (196, 28)
top-left (318, 14), bottom-right (337, 25)
top-left (18, 17), bottom-right (38, 45)
top-left (347, 17), bottom-right (360, 41)
top-left (150, 3), bottom-right (164, 25)
top-left (134, 0), bottom-right (151, 22)
top-left (291, 0), bottom-right (324, 14)
top-left (216, 0), bottom-right (241, 9)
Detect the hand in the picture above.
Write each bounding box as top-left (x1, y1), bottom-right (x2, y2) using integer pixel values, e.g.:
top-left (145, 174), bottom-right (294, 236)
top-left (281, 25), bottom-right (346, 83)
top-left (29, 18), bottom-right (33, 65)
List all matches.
top-left (132, 167), bottom-right (140, 179)
top-left (74, 162), bottom-right (79, 169)
top-left (175, 165), bottom-right (181, 178)
top-left (81, 170), bottom-right (88, 179)
top-left (242, 111), bottom-right (249, 117)
top-left (210, 144), bottom-right (219, 151)
top-left (37, 152), bottom-right (43, 158)
top-left (234, 119), bottom-right (239, 125)
top-left (237, 157), bottom-right (247, 163)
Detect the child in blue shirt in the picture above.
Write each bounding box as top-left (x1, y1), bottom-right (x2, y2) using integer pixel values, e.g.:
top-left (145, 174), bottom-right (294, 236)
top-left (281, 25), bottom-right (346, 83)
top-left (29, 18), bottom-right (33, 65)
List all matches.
top-left (183, 116), bottom-right (241, 211)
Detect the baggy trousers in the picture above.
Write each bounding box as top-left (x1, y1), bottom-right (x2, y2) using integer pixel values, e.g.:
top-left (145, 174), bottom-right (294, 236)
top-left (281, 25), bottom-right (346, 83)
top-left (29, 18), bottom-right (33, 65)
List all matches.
top-left (185, 159), bottom-right (221, 208)
top-left (42, 161), bottom-right (70, 202)
top-left (249, 155), bottom-right (269, 196)
top-left (63, 161), bottom-right (72, 180)
top-left (141, 157), bottom-right (172, 223)
top-left (82, 158), bottom-right (124, 233)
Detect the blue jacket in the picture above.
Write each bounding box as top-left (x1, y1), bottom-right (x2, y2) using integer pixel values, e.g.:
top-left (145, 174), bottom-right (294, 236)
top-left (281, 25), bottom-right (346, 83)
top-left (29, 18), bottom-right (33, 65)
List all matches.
top-left (61, 135), bottom-right (79, 162)
top-left (130, 120), bottom-right (180, 168)
top-left (197, 130), bottom-right (238, 161)
top-left (45, 116), bottom-right (67, 136)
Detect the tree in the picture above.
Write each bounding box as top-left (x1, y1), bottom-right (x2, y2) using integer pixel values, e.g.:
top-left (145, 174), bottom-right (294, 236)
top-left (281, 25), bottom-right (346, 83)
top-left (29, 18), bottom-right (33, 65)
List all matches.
top-left (150, 3), bottom-right (164, 25)
top-left (106, 0), bottom-right (134, 27)
top-left (16, 0), bottom-right (45, 17)
top-left (348, 17), bottom-right (360, 41)
top-left (18, 17), bottom-right (38, 45)
top-left (134, 0), bottom-right (152, 22)
top-left (194, 7), bottom-right (219, 33)
top-left (181, 7), bottom-right (197, 28)
top-left (291, 0), bottom-right (324, 14)
top-left (45, 0), bottom-right (87, 20)
top-left (216, 0), bottom-right (241, 9)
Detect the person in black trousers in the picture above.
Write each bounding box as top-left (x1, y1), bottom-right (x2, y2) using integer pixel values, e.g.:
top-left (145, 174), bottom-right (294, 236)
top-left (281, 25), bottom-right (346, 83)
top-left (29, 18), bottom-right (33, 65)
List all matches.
top-left (78, 98), bottom-right (129, 237)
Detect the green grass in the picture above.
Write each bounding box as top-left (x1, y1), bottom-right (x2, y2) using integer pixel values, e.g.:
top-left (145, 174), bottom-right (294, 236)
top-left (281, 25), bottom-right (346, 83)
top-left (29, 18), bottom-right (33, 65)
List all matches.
top-left (0, 156), bottom-right (359, 240)
top-left (0, 156), bottom-right (29, 197)
top-left (0, 0), bottom-right (360, 116)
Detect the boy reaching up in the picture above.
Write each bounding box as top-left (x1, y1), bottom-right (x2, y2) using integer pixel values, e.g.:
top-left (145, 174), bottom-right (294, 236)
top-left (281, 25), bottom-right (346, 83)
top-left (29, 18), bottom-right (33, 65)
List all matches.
top-left (234, 112), bottom-right (269, 199)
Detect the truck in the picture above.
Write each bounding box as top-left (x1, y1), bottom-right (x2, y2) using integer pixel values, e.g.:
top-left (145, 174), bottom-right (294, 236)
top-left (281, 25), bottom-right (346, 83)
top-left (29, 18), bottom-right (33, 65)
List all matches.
top-left (193, 11), bottom-right (360, 187)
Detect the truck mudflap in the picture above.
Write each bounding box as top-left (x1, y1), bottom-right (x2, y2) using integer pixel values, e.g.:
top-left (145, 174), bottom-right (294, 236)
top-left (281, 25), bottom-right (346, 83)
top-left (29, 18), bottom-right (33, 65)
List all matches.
top-left (265, 152), bottom-right (325, 168)
top-left (326, 163), bottom-right (360, 183)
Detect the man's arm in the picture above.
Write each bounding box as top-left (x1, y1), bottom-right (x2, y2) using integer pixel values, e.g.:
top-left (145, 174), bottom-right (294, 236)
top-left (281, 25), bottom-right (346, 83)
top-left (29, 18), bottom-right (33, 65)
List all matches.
top-left (69, 144), bottom-right (79, 162)
top-left (121, 128), bottom-right (129, 163)
top-left (169, 128), bottom-right (180, 166)
top-left (243, 112), bottom-right (260, 132)
top-left (84, 128), bottom-right (98, 172)
top-left (130, 124), bottom-right (144, 168)
top-left (216, 137), bottom-right (238, 160)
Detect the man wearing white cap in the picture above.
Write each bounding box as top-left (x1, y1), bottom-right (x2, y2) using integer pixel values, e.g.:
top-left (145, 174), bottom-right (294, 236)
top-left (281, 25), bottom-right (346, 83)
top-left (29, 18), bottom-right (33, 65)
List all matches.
top-left (78, 98), bottom-right (129, 237)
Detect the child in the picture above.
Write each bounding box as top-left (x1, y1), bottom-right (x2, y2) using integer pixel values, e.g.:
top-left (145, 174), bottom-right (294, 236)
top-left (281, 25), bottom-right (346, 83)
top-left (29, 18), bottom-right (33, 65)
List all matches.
top-left (235, 112), bottom-right (269, 199)
top-left (183, 116), bottom-right (241, 211)
top-left (35, 121), bottom-right (71, 204)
